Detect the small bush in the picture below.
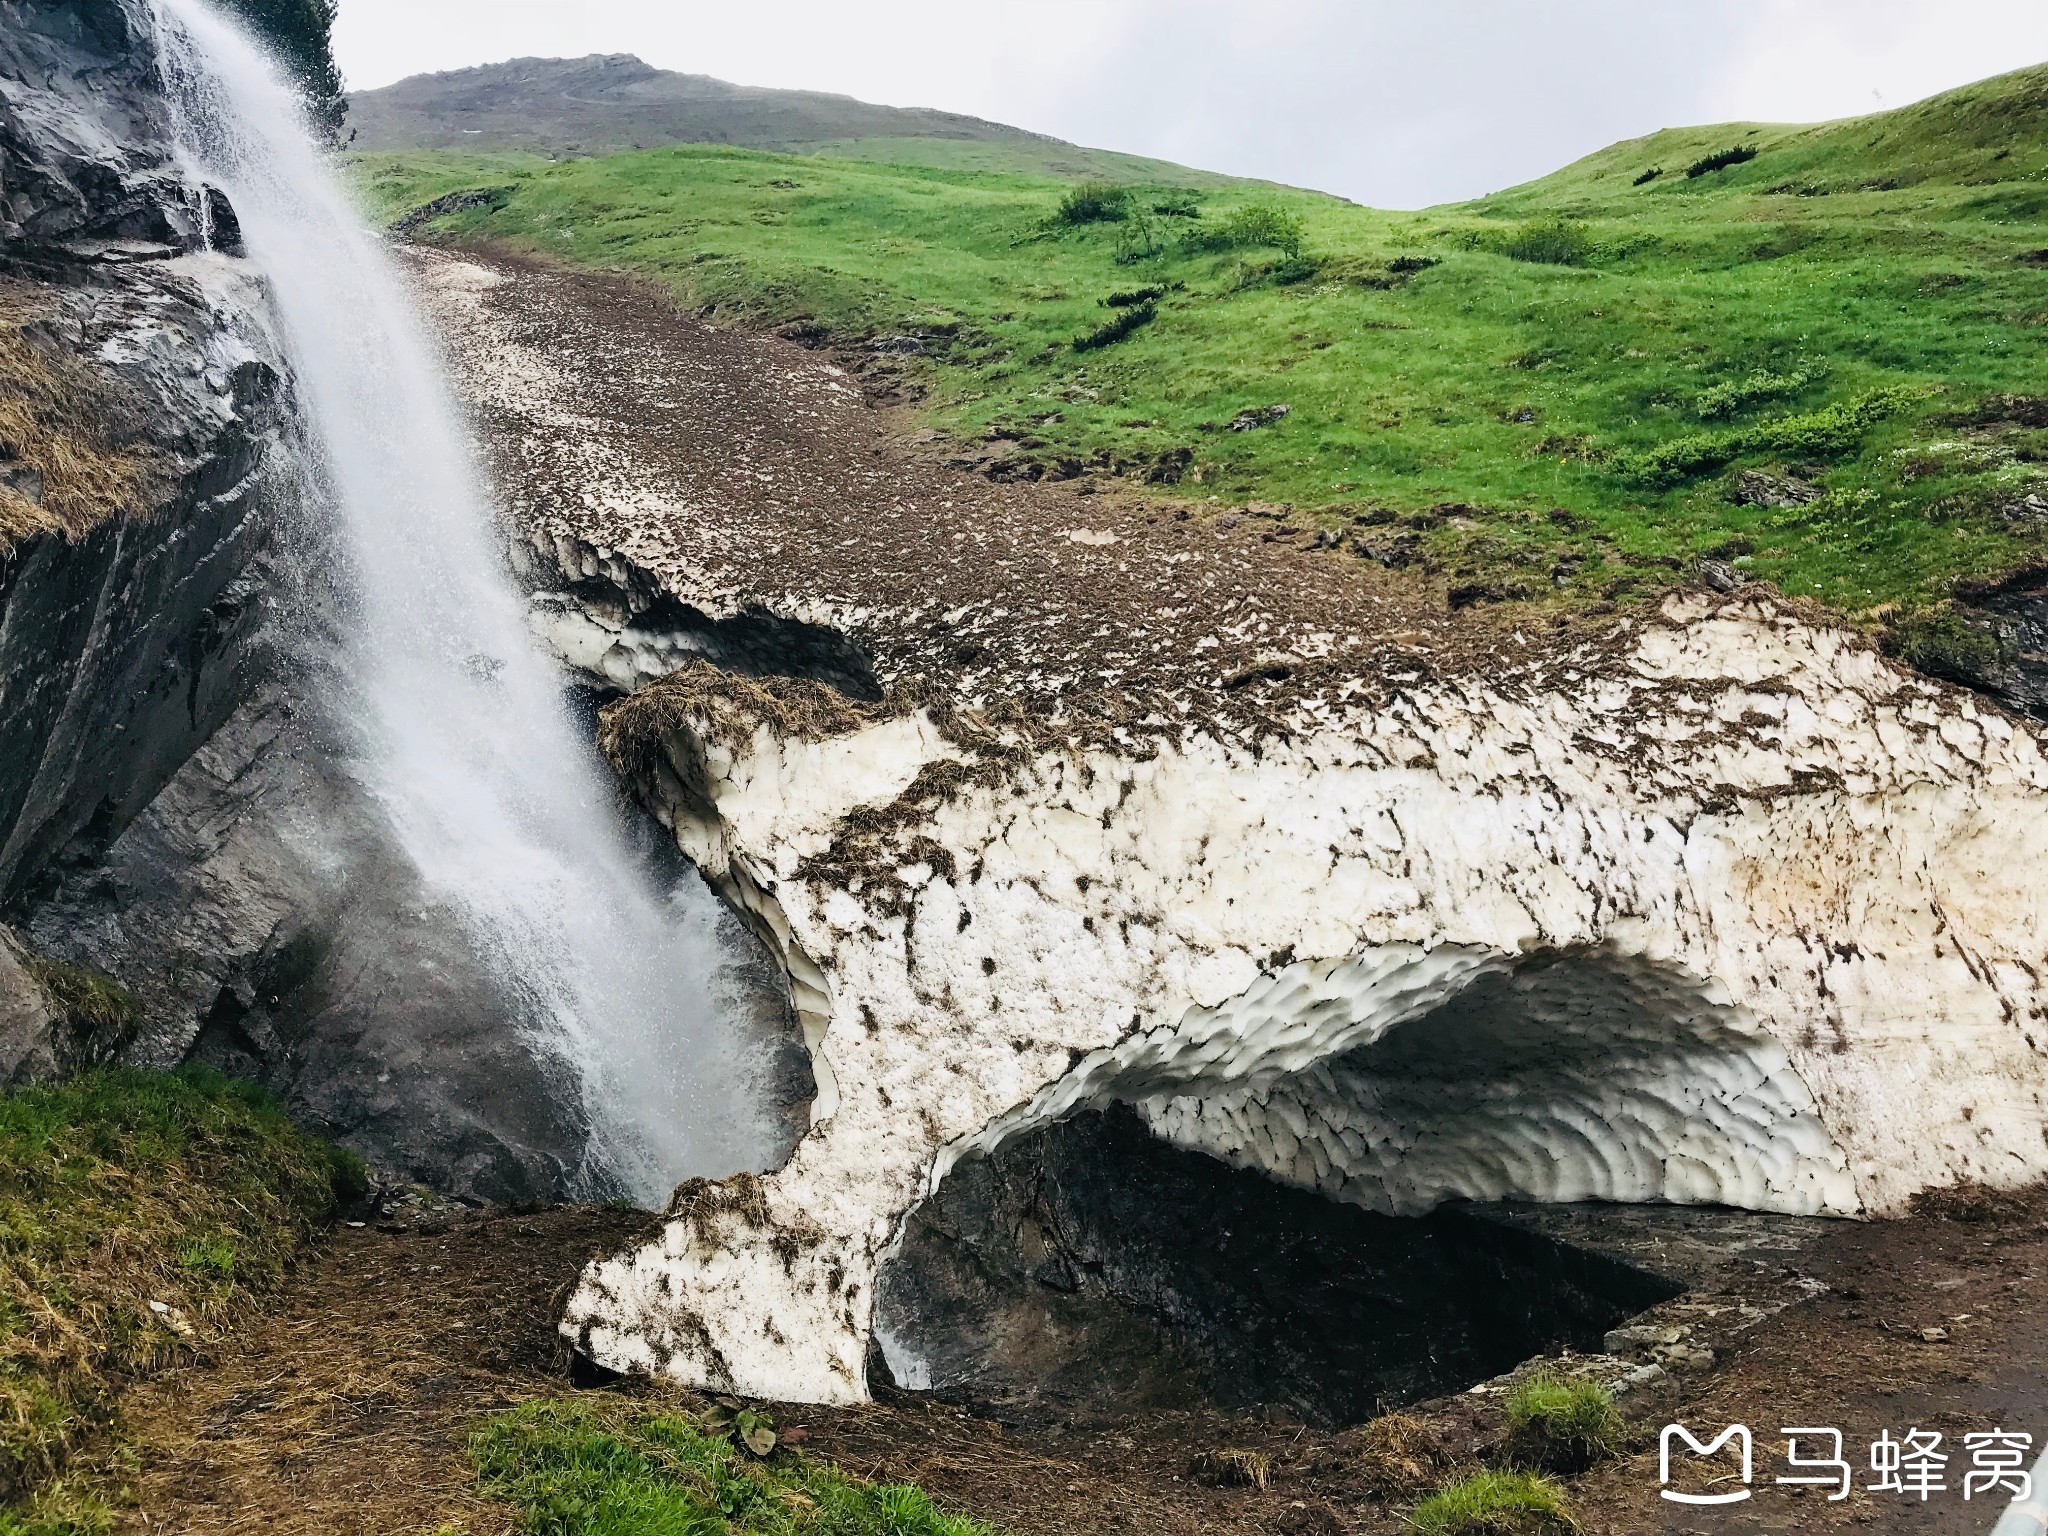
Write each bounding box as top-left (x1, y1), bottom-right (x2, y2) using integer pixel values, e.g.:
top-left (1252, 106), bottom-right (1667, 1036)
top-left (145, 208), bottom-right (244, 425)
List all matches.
top-left (1055, 182), bottom-right (1133, 224)
top-left (1184, 201), bottom-right (1307, 260)
top-left (1503, 1375), bottom-right (1625, 1472)
top-left (1073, 302), bottom-right (1157, 351)
top-left (1632, 166), bottom-right (1662, 186)
top-left (1112, 212), bottom-right (1164, 265)
top-left (1408, 1470), bottom-right (1575, 1536)
top-left (1493, 218), bottom-right (1594, 266)
top-left (1694, 363), bottom-right (1825, 419)
top-left (1221, 203), bottom-right (1306, 258)
top-left (1687, 145), bottom-right (1759, 178)
top-left (1105, 286), bottom-right (1165, 308)
top-left (1151, 193), bottom-right (1201, 218)
top-left (1622, 384), bottom-right (1926, 483)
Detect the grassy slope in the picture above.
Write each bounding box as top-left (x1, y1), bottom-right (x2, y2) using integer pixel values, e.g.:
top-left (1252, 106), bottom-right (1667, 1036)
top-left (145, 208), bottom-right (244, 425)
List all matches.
top-left (793, 135), bottom-right (1245, 186)
top-left (0, 1067), bottom-right (357, 1535)
top-left (356, 63), bottom-right (2048, 616)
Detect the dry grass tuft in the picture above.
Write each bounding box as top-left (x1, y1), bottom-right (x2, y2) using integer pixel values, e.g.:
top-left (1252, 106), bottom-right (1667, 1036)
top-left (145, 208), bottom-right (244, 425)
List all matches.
top-left (599, 658), bottom-right (888, 776)
top-left (1186, 1446), bottom-right (1270, 1489)
top-left (20, 959), bottom-right (141, 1072)
top-left (1348, 1411), bottom-right (1460, 1498)
top-left (0, 290), bottom-right (157, 554)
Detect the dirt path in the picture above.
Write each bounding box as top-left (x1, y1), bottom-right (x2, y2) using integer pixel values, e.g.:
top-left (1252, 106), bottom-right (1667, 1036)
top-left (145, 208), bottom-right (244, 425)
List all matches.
top-left (119, 1188), bottom-right (2047, 1535)
top-left (122, 1207), bottom-right (654, 1535)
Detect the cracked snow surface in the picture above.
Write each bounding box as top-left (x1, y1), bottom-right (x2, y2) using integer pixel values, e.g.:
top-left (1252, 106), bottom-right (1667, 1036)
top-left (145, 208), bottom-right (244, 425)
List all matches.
top-left (413, 250), bottom-right (2048, 1406)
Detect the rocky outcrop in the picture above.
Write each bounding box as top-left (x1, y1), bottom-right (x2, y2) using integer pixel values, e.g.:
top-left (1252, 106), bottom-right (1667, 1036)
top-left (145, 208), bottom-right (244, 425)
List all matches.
top-left (0, 0), bottom-right (291, 902)
top-left (21, 665), bottom-right (610, 1202)
top-left (0, 926), bottom-right (63, 1083)
top-left (0, 0), bottom-right (224, 253)
top-left (0, 1), bottom-right (699, 1204)
top-left (0, 0), bottom-right (301, 1074)
top-left (0, 263), bottom-right (289, 900)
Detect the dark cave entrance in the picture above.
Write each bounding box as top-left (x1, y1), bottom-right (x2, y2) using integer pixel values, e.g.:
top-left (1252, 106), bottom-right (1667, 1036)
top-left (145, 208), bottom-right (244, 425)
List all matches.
top-left (871, 1105), bottom-right (1685, 1426)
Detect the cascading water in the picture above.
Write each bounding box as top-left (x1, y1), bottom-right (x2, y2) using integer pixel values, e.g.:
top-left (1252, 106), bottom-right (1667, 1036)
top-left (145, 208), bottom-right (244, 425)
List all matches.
top-left (145, 0), bottom-right (780, 1202)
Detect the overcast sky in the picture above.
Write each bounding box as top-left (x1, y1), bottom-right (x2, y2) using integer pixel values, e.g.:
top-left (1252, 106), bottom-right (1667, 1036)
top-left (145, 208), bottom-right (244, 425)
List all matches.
top-left (331, 2), bottom-right (2048, 208)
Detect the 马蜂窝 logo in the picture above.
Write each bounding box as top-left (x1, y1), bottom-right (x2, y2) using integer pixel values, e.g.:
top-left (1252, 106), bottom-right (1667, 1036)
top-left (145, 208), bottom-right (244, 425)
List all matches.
top-left (1660, 1423), bottom-right (1753, 1505)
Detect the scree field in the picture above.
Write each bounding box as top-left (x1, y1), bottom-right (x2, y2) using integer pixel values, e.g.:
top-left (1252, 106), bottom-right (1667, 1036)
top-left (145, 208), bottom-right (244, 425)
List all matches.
top-left (357, 64), bottom-right (2048, 626)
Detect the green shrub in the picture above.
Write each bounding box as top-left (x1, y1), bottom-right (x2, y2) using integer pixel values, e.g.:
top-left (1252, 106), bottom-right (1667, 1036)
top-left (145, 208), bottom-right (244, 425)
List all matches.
top-left (1694, 363), bottom-right (1825, 419)
top-left (1221, 203), bottom-right (1306, 259)
top-left (1151, 193), bottom-right (1202, 218)
top-left (1687, 145), bottom-right (1759, 178)
top-left (1503, 1375), bottom-right (1625, 1472)
top-left (470, 1400), bottom-right (995, 1535)
top-left (1622, 384), bottom-right (1927, 483)
top-left (1112, 212), bottom-right (1164, 265)
top-left (1493, 218), bottom-right (1595, 266)
top-left (1183, 201), bottom-right (1308, 260)
top-left (1632, 167), bottom-right (1662, 186)
top-left (1055, 182), bottom-right (1133, 225)
top-left (1408, 1470), bottom-right (1575, 1536)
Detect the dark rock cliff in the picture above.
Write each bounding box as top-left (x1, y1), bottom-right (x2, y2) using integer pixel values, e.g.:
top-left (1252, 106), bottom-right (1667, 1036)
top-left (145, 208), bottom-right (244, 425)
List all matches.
top-left (0, 0), bottom-right (626, 1201)
top-left (0, 0), bottom-right (288, 901)
top-left (0, 1), bottom-right (805, 1205)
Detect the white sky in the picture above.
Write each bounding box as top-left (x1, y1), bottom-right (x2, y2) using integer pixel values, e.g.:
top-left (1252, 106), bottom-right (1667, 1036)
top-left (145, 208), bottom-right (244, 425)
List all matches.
top-left (331, 1), bottom-right (2048, 208)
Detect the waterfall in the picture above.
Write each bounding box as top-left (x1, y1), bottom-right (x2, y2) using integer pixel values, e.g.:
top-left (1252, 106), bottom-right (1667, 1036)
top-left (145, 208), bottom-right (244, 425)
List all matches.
top-left (145, 0), bottom-right (780, 1202)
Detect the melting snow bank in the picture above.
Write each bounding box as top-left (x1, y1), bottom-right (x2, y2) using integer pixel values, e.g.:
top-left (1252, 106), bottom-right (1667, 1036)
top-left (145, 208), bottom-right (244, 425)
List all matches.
top-left (558, 592), bottom-right (2048, 1403)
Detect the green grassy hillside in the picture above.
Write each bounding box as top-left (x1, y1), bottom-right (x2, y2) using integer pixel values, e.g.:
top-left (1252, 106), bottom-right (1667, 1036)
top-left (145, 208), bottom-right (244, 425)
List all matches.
top-left (358, 62), bottom-right (2048, 619)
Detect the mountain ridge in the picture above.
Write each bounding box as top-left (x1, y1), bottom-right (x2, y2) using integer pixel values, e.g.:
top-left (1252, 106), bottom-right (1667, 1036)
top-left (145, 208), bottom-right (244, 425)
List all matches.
top-left (346, 52), bottom-right (1230, 183)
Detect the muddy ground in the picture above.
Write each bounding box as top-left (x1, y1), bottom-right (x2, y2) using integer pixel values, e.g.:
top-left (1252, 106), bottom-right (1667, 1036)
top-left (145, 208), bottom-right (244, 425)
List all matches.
top-left (118, 1185), bottom-right (2047, 1535)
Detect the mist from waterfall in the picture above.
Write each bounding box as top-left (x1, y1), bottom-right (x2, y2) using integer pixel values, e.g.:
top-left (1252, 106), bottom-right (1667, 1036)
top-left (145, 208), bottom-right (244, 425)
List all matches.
top-left (145, 0), bottom-right (781, 1203)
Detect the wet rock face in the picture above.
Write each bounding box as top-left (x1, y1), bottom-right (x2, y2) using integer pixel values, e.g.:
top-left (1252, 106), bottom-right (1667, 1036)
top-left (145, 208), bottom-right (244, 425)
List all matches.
top-left (1941, 570), bottom-right (2048, 720)
top-left (0, 0), bottom-right (289, 901)
top-left (0, 925), bottom-right (64, 1084)
top-left (22, 668), bottom-right (609, 1203)
top-left (873, 1107), bottom-right (1678, 1426)
top-left (0, 270), bottom-right (289, 901)
top-left (0, 0), bottom-right (220, 252)
top-left (25, 656), bottom-right (815, 1204)
top-left (0, 1), bottom-right (714, 1204)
